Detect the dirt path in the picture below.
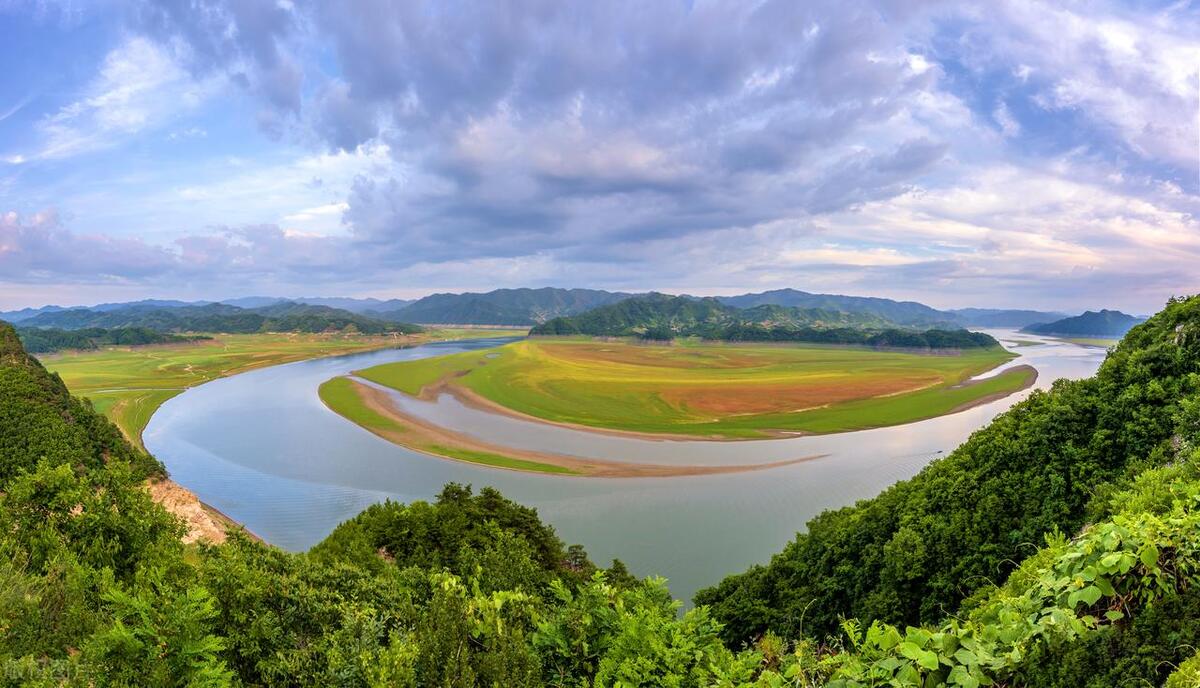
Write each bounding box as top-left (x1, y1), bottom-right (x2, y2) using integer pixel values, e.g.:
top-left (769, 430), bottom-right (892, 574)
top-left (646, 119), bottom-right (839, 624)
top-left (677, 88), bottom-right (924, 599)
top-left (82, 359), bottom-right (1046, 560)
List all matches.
top-left (344, 380), bottom-right (826, 477)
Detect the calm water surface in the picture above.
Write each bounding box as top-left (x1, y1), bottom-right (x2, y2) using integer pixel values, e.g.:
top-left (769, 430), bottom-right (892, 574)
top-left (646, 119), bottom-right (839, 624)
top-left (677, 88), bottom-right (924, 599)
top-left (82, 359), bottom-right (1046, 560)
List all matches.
top-left (144, 332), bottom-right (1105, 602)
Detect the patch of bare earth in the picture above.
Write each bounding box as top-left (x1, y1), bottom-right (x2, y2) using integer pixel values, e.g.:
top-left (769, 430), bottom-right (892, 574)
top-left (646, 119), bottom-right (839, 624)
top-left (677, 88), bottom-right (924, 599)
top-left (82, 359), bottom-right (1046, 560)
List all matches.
top-left (539, 342), bottom-right (769, 370)
top-left (658, 376), bottom-right (939, 416)
top-left (145, 478), bottom-right (257, 545)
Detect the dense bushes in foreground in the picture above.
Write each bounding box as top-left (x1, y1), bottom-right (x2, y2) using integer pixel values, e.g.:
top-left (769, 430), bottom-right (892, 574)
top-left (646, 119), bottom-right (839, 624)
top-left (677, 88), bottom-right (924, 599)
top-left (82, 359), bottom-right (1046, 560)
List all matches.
top-left (2, 297), bottom-right (1200, 686)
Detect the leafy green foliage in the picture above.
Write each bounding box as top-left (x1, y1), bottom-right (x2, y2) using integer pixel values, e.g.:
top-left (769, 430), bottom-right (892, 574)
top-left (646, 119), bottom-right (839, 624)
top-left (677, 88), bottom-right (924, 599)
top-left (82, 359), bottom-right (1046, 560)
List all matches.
top-left (310, 483), bottom-right (588, 586)
top-left (1167, 650), bottom-right (1200, 688)
top-left (0, 322), bottom-right (162, 482)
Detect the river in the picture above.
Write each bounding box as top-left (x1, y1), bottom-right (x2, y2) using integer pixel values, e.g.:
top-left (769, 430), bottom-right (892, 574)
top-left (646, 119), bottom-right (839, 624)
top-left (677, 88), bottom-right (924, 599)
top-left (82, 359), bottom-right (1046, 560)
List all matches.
top-left (144, 331), bottom-right (1105, 602)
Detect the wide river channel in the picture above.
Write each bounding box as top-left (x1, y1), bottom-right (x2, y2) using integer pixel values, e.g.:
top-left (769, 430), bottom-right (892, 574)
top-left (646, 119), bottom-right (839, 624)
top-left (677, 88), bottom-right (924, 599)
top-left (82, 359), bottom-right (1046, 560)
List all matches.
top-left (145, 331), bottom-right (1105, 602)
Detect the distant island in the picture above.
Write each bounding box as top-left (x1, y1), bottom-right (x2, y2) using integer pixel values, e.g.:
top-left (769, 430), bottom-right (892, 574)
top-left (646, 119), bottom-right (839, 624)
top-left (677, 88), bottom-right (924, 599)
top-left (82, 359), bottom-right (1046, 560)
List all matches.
top-left (1021, 309), bottom-right (1145, 337)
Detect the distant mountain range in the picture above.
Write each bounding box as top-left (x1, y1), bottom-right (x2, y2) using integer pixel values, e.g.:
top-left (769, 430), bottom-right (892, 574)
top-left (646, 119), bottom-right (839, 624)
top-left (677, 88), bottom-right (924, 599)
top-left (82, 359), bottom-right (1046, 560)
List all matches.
top-left (325, 288), bottom-right (1077, 329)
top-left (533, 293), bottom-right (895, 335)
top-left (1021, 310), bottom-right (1145, 337)
top-left (714, 289), bottom-right (959, 328)
top-left (1, 287), bottom-right (1122, 333)
top-left (0, 297), bottom-right (414, 322)
top-left (16, 302), bottom-right (421, 336)
top-left (369, 288), bottom-right (635, 326)
top-left (222, 296), bottom-right (415, 313)
top-left (948, 308), bottom-right (1068, 328)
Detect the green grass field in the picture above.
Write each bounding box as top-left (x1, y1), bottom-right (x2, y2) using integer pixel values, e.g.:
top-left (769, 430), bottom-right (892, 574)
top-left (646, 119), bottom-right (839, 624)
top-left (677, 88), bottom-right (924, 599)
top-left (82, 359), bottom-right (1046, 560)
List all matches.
top-left (41, 328), bottom-right (512, 448)
top-left (355, 338), bottom-right (1030, 438)
top-left (318, 376), bottom-right (410, 435)
top-left (1061, 337), bottom-right (1120, 348)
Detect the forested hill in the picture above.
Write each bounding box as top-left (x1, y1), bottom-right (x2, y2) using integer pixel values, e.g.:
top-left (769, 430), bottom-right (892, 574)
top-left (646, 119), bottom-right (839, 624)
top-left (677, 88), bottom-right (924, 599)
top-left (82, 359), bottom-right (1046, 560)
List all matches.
top-left (715, 288), bottom-right (957, 327)
top-left (696, 295), bottom-right (1200, 684)
top-left (0, 323), bottom-right (163, 483)
top-left (19, 301), bottom-right (422, 335)
top-left (531, 293), bottom-right (999, 348)
top-left (1022, 308), bottom-right (1146, 337)
top-left (372, 287), bottom-right (635, 325)
top-left (15, 326), bottom-right (208, 353)
top-left (5, 299), bottom-right (1200, 684)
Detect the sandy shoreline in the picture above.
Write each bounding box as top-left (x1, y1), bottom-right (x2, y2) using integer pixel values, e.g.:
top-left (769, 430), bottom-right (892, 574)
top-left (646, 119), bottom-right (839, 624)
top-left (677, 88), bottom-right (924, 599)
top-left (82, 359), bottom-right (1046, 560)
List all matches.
top-left (340, 380), bottom-right (828, 477)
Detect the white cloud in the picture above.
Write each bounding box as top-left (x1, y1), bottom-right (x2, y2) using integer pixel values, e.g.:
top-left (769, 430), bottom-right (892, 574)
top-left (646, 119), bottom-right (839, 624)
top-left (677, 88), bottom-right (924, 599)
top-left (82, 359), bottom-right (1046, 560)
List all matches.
top-left (2, 0), bottom-right (1196, 314)
top-left (0, 93), bottom-right (34, 123)
top-left (981, 0), bottom-right (1200, 166)
top-left (28, 37), bottom-right (221, 160)
top-left (781, 246), bottom-right (923, 267)
top-left (992, 102), bottom-right (1020, 138)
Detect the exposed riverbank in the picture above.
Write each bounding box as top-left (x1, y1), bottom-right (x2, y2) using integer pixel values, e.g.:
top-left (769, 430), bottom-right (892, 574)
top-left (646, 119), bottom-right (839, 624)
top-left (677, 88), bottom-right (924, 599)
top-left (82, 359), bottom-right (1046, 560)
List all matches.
top-left (321, 376), bottom-right (827, 477)
top-left (145, 478), bottom-right (260, 545)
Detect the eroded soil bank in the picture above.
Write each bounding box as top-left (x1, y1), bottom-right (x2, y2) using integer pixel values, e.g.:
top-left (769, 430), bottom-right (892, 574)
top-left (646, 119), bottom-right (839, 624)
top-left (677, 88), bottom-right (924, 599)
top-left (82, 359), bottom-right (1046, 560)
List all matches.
top-left (333, 379), bottom-right (827, 477)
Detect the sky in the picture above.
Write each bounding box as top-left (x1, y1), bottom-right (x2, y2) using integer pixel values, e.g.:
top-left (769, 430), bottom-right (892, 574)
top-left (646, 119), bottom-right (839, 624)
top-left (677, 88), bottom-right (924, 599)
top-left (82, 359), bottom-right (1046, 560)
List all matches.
top-left (0, 0), bottom-right (1197, 314)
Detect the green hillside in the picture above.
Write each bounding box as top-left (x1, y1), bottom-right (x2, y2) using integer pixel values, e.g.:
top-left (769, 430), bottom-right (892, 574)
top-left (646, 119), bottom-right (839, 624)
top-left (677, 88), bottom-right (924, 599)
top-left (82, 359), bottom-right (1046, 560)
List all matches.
top-left (376, 287), bottom-right (634, 325)
top-left (716, 288), bottom-right (957, 327)
top-left (532, 293), bottom-right (998, 348)
top-left (15, 326), bottom-right (208, 354)
top-left (21, 301), bottom-right (422, 336)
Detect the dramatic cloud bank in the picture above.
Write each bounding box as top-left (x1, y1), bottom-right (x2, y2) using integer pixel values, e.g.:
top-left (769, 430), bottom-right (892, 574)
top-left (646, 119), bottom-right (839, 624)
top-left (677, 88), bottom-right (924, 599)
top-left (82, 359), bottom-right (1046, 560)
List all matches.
top-left (0, 0), bottom-right (1196, 311)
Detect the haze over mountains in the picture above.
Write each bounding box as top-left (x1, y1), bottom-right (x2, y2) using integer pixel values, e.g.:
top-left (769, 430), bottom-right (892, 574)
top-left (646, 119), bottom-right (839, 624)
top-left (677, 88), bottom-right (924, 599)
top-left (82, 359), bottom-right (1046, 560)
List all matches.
top-left (1022, 310), bottom-right (1146, 337)
top-left (3, 287), bottom-right (1100, 332)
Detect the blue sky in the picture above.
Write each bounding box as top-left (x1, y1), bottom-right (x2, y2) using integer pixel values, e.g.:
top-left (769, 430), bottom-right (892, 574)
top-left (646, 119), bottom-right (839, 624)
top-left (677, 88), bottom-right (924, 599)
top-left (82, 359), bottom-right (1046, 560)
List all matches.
top-left (0, 0), bottom-right (1197, 313)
